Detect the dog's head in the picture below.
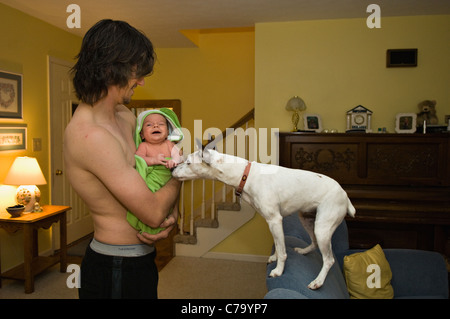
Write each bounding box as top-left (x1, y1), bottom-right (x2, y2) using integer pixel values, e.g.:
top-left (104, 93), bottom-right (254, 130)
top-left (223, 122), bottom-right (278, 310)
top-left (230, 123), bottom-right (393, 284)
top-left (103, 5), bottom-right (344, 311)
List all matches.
top-left (172, 146), bottom-right (224, 181)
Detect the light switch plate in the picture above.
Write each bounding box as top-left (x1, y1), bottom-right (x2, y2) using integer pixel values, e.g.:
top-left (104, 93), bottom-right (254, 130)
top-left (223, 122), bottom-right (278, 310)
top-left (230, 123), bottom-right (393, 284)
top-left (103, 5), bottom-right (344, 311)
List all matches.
top-left (33, 138), bottom-right (42, 152)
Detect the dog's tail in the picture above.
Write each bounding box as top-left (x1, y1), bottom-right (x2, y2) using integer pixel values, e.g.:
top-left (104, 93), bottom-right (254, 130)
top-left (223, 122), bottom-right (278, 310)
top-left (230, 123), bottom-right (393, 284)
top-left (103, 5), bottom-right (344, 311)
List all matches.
top-left (347, 198), bottom-right (356, 218)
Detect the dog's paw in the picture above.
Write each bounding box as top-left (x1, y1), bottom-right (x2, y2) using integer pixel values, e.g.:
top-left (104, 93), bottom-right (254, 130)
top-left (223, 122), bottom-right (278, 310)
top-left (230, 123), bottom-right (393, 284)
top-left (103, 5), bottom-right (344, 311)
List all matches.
top-left (307, 279), bottom-right (323, 290)
top-left (269, 269), bottom-right (282, 277)
top-left (267, 254), bottom-right (277, 264)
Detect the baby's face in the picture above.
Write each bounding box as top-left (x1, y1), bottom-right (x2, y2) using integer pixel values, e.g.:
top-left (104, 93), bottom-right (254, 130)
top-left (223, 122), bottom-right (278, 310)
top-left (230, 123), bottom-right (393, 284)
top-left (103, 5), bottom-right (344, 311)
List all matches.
top-left (141, 113), bottom-right (169, 143)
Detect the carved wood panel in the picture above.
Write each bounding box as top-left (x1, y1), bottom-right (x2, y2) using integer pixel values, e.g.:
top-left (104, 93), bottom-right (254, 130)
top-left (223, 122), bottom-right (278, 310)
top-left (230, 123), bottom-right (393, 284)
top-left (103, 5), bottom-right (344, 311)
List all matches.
top-left (367, 143), bottom-right (439, 184)
top-left (279, 132), bottom-right (450, 187)
top-left (290, 143), bottom-right (359, 183)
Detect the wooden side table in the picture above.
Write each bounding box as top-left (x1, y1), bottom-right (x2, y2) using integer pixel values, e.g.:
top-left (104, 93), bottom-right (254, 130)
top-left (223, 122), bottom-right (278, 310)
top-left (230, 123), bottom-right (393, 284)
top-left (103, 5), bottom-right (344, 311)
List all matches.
top-left (0, 205), bottom-right (71, 293)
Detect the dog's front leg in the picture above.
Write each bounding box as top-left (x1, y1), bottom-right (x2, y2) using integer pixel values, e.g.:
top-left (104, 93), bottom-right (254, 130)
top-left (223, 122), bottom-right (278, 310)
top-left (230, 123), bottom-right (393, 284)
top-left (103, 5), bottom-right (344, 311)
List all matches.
top-left (267, 216), bottom-right (287, 277)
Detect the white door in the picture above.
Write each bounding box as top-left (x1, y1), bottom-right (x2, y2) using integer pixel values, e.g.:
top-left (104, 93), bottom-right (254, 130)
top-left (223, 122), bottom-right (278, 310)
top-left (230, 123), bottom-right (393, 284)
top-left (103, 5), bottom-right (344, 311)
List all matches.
top-left (49, 56), bottom-right (93, 246)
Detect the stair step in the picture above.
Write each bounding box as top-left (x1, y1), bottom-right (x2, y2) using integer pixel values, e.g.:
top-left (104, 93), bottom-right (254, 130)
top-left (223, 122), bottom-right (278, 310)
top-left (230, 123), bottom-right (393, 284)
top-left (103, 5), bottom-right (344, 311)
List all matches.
top-left (173, 234), bottom-right (197, 245)
top-left (217, 202), bottom-right (241, 211)
top-left (175, 201), bottom-right (255, 257)
top-left (195, 218), bottom-right (219, 228)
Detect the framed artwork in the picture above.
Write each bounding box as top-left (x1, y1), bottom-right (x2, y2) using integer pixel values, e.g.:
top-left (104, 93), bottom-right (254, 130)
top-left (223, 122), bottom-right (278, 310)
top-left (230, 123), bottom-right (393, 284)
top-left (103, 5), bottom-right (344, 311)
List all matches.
top-left (395, 113), bottom-right (417, 134)
top-left (303, 113), bottom-right (322, 132)
top-left (0, 124), bottom-right (27, 151)
top-left (386, 49), bottom-right (418, 68)
top-left (0, 71), bottom-right (23, 119)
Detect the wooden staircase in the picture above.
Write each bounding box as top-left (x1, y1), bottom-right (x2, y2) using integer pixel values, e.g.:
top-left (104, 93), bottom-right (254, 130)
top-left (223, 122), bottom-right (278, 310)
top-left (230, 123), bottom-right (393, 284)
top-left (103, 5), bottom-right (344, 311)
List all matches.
top-left (173, 109), bottom-right (256, 258)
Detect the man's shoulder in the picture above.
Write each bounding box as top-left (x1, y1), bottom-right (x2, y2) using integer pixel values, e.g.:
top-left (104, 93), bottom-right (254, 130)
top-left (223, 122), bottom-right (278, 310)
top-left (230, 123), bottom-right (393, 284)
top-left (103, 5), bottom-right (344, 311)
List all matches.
top-left (116, 104), bottom-right (136, 125)
top-left (65, 115), bottom-right (114, 155)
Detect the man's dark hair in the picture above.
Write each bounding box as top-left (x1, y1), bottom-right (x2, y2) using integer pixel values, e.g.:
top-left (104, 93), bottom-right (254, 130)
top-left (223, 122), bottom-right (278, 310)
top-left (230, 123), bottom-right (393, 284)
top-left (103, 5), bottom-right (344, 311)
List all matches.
top-left (72, 19), bottom-right (155, 105)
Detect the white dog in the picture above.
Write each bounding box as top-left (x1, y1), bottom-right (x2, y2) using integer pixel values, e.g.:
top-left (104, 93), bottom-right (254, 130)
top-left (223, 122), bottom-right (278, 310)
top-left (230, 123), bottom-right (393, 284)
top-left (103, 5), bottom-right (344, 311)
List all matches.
top-left (172, 147), bottom-right (355, 289)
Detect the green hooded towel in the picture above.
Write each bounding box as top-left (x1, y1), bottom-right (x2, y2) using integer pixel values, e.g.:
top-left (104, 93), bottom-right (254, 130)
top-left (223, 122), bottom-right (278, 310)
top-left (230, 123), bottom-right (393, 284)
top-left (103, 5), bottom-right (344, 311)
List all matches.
top-left (127, 108), bottom-right (183, 234)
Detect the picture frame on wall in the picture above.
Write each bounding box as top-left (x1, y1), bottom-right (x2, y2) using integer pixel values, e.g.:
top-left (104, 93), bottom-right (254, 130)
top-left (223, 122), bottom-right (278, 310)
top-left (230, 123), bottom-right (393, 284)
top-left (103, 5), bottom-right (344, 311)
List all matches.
top-left (0, 70), bottom-right (23, 119)
top-left (395, 113), bottom-right (417, 133)
top-left (303, 113), bottom-right (322, 132)
top-left (0, 124), bottom-right (27, 151)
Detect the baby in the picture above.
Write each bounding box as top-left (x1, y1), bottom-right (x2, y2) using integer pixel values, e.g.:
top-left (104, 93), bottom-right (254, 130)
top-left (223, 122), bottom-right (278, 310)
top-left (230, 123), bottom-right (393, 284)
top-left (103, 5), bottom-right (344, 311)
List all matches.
top-left (127, 108), bottom-right (183, 234)
top-left (136, 113), bottom-right (182, 168)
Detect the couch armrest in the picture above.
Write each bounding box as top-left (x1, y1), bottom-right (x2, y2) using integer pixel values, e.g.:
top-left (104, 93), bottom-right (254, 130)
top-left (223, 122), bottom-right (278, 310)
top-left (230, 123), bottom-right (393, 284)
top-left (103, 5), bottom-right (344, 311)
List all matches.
top-left (384, 249), bottom-right (448, 299)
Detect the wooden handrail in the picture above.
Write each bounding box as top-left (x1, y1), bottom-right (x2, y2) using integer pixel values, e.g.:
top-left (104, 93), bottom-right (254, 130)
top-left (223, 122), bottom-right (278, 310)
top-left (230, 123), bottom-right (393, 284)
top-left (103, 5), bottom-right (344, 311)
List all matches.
top-left (229, 108), bottom-right (255, 130)
top-left (177, 108), bottom-right (255, 237)
top-left (203, 108), bottom-right (254, 146)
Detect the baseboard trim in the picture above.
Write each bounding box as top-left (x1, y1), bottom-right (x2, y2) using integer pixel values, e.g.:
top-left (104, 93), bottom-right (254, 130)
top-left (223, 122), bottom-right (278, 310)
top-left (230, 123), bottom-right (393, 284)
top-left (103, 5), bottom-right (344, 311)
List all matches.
top-left (203, 251), bottom-right (269, 263)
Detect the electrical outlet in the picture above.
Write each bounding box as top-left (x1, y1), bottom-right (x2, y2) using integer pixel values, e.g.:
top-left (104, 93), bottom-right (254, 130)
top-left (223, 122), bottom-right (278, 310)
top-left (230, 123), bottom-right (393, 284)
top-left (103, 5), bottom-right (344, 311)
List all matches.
top-left (33, 138), bottom-right (42, 152)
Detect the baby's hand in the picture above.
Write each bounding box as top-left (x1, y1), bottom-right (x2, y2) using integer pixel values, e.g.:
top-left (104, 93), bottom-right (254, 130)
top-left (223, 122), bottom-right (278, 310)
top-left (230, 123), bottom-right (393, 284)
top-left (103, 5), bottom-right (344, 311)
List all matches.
top-left (166, 159), bottom-right (178, 169)
top-left (154, 153), bottom-right (168, 166)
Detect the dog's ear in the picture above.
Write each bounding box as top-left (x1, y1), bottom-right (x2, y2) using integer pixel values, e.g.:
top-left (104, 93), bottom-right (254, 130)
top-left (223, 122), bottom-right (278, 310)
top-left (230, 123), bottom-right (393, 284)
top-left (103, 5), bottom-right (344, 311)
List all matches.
top-left (202, 147), bottom-right (212, 165)
top-left (195, 138), bottom-right (203, 151)
top-left (204, 133), bottom-right (224, 152)
top-left (194, 138), bottom-right (204, 162)
top-left (202, 148), bottom-right (225, 167)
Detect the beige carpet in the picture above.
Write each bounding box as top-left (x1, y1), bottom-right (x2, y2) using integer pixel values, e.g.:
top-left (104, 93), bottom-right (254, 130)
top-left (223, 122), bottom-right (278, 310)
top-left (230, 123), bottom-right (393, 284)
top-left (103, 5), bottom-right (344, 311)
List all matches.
top-left (158, 256), bottom-right (268, 299)
top-left (0, 256), bottom-right (267, 299)
top-left (0, 264), bottom-right (79, 299)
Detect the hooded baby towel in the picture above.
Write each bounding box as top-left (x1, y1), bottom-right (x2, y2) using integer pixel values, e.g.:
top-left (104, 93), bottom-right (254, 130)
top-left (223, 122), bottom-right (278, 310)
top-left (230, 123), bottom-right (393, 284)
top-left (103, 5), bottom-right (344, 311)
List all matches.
top-left (127, 108), bottom-right (183, 234)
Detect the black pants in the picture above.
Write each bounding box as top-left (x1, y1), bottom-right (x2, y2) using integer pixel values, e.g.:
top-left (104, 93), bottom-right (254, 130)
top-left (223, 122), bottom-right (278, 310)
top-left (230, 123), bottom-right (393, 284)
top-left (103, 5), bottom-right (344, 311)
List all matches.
top-left (78, 244), bottom-right (158, 299)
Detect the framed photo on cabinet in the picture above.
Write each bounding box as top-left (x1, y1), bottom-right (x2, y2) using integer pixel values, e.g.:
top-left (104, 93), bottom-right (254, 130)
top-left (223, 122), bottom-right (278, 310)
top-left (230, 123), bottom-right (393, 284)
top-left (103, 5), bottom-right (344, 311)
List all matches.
top-left (303, 113), bottom-right (322, 132)
top-left (395, 113), bottom-right (416, 133)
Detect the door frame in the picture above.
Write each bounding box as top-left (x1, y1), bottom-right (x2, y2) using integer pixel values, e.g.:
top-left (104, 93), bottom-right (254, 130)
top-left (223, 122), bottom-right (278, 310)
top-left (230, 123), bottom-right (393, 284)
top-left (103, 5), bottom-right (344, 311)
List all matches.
top-left (48, 55), bottom-right (93, 247)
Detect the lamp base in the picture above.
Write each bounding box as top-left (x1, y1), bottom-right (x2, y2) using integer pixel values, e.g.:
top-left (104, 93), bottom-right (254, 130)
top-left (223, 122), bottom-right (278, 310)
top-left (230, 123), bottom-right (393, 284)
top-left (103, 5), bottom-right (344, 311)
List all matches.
top-left (16, 185), bottom-right (41, 213)
top-left (291, 110), bottom-right (299, 131)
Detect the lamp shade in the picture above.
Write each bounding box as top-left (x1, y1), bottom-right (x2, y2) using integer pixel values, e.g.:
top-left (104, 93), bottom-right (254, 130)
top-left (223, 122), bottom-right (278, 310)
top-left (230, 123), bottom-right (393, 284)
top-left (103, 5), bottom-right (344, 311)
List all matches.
top-left (285, 96), bottom-right (306, 111)
top-left (4, 157), bottom-right (47, 186)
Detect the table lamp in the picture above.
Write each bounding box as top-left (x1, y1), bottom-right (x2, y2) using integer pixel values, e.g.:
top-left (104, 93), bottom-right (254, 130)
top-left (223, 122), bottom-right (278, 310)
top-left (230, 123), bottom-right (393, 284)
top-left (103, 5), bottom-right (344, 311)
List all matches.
top-left (3, 156), bottom-right (47, 213)
top-left (285, 96), bottom-right (306, 131)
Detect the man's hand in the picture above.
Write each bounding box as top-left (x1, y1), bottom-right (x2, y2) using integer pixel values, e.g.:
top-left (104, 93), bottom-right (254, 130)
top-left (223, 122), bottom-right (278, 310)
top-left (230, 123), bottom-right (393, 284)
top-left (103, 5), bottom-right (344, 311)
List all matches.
top-left (137, 210), bottom-right (178, 245)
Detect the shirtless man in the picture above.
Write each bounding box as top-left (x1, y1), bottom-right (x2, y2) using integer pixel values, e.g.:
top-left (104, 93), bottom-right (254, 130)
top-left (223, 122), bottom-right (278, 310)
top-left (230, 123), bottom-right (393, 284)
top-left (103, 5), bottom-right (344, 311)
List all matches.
top-left (64, 19), bottom-right (180, 299)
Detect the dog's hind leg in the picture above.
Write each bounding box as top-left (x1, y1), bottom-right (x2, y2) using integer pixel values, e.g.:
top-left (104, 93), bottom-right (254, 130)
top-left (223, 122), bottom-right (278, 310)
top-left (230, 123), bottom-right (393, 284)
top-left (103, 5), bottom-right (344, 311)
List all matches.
top-left (307, 213), bottom-right (340, 289)
top-left (267, 216), bottom-right (287, 277)
top-left (308, 232), bottom-right (334, 290)
top-left (294, 214), bottom-right (317, 255)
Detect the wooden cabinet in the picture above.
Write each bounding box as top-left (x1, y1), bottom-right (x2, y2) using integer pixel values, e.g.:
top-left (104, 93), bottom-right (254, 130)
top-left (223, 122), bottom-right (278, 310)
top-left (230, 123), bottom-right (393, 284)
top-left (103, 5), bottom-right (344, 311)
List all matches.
top-left (278, 132), bottom-right (450, 257)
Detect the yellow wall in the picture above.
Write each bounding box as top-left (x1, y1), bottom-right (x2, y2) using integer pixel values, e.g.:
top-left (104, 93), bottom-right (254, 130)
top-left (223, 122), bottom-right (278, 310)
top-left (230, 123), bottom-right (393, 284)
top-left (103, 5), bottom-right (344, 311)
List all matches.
top-left (134, 29), bottom-right (255, 146)
top-left (212, 15), bottom-right (450, 258)
top-left (0, 4), bottom-right (81, 270)
top-left (256, 15), bottom-right (450, 132)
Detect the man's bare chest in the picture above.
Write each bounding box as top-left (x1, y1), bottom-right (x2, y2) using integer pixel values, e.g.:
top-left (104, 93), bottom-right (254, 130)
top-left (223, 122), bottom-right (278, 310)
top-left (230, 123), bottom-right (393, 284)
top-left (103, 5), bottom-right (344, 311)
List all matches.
top-left (106, 125), bottom-right (136, 166)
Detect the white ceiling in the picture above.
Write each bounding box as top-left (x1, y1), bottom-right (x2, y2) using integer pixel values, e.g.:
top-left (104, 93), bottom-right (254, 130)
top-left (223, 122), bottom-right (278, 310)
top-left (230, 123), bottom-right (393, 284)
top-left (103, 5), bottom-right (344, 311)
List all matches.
top-left (1, 0), bottom-right (449, 47)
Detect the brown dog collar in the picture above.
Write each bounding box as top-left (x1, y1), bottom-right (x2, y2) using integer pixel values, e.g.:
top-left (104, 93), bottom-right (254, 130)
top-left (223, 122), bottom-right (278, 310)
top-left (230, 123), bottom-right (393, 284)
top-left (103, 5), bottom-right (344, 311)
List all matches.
top-left (235, 162), bottom-right (252, 197)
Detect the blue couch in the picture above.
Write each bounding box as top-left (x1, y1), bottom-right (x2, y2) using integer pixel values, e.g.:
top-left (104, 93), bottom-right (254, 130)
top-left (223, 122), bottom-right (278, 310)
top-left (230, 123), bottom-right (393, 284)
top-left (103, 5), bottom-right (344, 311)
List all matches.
top-left (265, 214), bottom-right (449, 299)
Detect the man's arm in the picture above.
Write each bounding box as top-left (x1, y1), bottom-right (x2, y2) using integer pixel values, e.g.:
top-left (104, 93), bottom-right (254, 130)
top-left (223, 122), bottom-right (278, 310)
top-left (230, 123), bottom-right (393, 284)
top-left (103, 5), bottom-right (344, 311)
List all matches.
top-left (138, 185), bottom-right (180, 244)
top-left (137, 202), bottom-right (178, 244)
